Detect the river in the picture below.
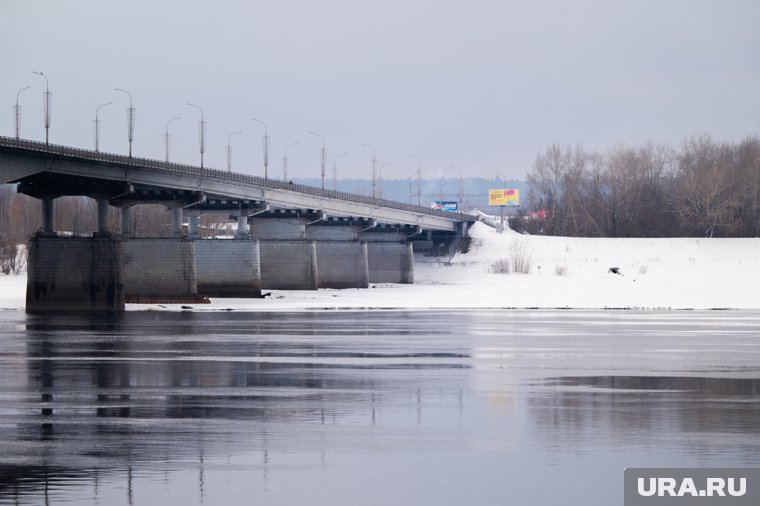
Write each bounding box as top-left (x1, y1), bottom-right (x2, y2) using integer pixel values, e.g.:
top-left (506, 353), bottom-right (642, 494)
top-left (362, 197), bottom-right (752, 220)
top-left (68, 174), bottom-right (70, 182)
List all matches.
top-left (0, 309), bottom-right (758, 505)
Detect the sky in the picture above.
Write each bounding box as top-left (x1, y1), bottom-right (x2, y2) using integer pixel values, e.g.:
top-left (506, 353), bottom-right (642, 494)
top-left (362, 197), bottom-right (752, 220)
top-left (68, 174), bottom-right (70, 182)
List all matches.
top-left (2, 0), bottom-right (759, 182)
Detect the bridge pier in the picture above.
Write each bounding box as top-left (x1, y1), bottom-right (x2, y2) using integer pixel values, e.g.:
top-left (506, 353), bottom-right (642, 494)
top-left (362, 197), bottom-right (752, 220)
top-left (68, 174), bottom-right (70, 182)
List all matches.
top-left (186, 209), bottom-right (200, 238)
top-left (251, 216), bottom-right (317, 290)
top-left (315, 240), bottom-right (369, 289)
top-left (121, 238), bottom-right (199, 303)
top-left (120, 207), bottom-right (132, 237)
top-left (26, 236), bottom-right (124, 312)
top-left (194, 239), bottom-right (262, 297)
top-left (364, 237), bottom-right (414, 284)
top-left (97, 198), bottom-right (110, 235)
top-left (41, 197), bottom-right (55, 236)
top-left (305, 222), bottom-right (369, 289)
top-left (171, 206), bottom-right (183, 237)
top-left (258, 240), bottom-right (319, 290)
top-left (236, 210), bottom-right (249, 239)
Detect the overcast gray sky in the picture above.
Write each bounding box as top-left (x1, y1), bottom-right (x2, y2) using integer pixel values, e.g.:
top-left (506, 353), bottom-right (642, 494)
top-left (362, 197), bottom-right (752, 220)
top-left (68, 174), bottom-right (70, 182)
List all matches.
top-left (2, 0), bottom-right (758, 181)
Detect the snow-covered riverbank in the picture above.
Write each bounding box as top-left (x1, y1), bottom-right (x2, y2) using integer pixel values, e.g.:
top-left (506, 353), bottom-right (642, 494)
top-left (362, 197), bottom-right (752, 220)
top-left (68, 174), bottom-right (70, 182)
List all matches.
top-left (2, 222), bottom-right (759, 311)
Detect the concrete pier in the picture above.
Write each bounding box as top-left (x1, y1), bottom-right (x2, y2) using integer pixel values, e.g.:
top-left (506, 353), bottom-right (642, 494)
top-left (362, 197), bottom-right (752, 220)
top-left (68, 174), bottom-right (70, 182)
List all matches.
top-left (121, 238), bottom-right (198, 303)
top-left (259, 240), bottom-right (319, 290)
top-left (26, 236), bottom-right (124, 312)
top-left (194, 239), bottom-right (262, 297)
top-left (316, 241), bottom-right (369, 289)
top-left (366, 241), bottom-right (414, 284)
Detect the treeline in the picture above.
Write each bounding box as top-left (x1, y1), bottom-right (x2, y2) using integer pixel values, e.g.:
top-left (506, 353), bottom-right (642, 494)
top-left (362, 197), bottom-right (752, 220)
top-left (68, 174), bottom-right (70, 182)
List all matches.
top-left (520, 135), bottom-right (760, 238)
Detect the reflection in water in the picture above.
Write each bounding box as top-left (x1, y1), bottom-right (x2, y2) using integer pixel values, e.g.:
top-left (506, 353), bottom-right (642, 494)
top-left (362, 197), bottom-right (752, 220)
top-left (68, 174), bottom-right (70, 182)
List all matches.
top-left (528, 375), bottom-right (760, 452)
top-left (2, 311), bottom-right (471, 505)
top-left (0, 310), bottom-right (759, 505)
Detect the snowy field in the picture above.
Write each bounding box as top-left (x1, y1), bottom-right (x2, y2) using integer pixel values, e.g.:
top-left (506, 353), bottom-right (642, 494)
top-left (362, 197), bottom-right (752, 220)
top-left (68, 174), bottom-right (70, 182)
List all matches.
top-left (1, 221), bottom-right (759, 311)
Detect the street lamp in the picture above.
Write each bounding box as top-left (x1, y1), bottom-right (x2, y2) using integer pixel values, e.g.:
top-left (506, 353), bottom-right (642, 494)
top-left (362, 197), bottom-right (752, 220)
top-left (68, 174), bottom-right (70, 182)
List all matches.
top-left (283, 142), bottom-right (299, 181)
top-left (14, 85), bottom-right (31, 140)
top-left (164, 116), bottom-right (181, 162)
top-left (333, 152), bottom-right (348, 191)
top-left (379, 162), bottom-right (392, 199)
top-left (32, 72), bottom-right (51, 144)
top-left (226, 130), bottom-right (243, 172)
top-left (251, 118), bottom-right (269, 180)
top-left (186, 103), bottom-right (206, 168)
top-left (308, 131), bottom-right (326, 190)
top-left (114, 88), bottom-right (135, 157)
top-left (361, 143), bottom-right (378, 198)
top-left (407, 154), bottom-right (422, 206)
top-left (93, 101), bottom-right (113, 152)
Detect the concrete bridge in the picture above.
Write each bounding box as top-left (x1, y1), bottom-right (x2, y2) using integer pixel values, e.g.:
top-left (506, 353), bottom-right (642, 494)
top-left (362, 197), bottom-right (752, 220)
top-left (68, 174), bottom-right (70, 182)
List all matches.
top-left (0, 136), bottom-right (475, 311)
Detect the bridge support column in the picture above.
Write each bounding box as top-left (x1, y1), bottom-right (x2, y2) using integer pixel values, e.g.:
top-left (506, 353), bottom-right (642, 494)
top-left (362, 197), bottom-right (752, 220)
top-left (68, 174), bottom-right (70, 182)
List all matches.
top-left (121, 238), bottom-right (198, 303)
top-left (171, 206), bottom-right (183, 237)
top-left (235, 210), bottom-right (249, 239)
top-left (186, 210), bottom-right (200, 238)
top-left (360, 231), bottom-right (415, 284)
top-left (366, 241), bottom-right (414, 284)
top-left (259, 240), bottom-right (318, 290)
top-left (97, 199), bottom-right (110, 235)
top-left (26, 236), bottom-right (124, 312)
top-left (194, 239), bottom-right (262, 297)
top-left (120, 207), bottom-right (132, 237)
top-left (316, 241), bottom-right (369, 289)
top-left (251, 216), bottom-right (318, 290)
top-left (41, 197), bottom-right (55, 236)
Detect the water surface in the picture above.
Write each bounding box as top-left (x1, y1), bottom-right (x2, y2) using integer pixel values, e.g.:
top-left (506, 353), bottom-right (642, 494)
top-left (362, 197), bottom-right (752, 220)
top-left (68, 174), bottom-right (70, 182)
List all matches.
top-left (1, 310), bottom-right (759, 505)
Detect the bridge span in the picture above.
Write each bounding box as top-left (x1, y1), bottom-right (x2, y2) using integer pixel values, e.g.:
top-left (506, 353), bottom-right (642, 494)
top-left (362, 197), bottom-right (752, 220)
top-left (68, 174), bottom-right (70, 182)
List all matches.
top-left (0, 136), bottom-right (476, 311)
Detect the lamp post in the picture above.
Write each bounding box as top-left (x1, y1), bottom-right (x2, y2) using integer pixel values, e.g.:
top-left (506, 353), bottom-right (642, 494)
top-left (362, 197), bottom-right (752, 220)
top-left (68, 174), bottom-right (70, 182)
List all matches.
top-left (226, 130), bottom-right (243, 172)
top-left (164, 116), bottom-right (181, 162)
top-left (186, 103), bottom-right (206, 168)
top-left (450, 164), bottom-right (465, 211)
top-left (407, 154), bottom-right (422, 206)
top-left (93, 101), bottom-right (112, 152)
top-left (379, 162), bottom-right (392, 199)
top-left (333, 152), bottom-right (348, 191)
top-left (14, 85), bottom-right (31, 140)
top-left (283, 141), bottom-right (299, 181)
top-left (361, 143), bottom-right (378, 198)
top-left (114, 88), bottom-right (135, 157)
top-left (251, 118), bottom-right (269, 180)
top-left (32, 72), bottom-right (51, 144)
top-left (308, 131), bottom-right (326, 190)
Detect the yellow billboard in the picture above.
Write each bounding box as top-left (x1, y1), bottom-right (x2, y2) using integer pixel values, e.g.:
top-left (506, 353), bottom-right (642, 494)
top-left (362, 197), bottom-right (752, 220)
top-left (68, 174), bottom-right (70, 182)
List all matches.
top-left (488, 189), bottom-right (520, 206)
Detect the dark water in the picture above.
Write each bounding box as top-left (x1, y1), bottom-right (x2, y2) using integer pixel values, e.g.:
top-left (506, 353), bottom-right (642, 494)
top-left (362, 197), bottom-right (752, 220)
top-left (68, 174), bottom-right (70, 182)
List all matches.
top-left (0, 309), bottom-right (759, 505)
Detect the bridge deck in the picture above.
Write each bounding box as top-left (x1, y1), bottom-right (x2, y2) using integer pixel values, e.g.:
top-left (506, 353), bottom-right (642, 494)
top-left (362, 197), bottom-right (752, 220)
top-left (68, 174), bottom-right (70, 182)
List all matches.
top-left (0, 136), bottom-right (475, 232)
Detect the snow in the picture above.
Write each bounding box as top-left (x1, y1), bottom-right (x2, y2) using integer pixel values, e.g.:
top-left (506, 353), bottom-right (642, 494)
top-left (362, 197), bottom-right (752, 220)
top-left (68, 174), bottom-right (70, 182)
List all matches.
top-left (1, 221), bottom-right (759, 311)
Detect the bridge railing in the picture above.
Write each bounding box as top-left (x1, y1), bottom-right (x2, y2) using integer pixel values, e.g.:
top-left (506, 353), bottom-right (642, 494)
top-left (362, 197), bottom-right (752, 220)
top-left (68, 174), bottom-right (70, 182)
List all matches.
top-left (0, 136), bottom-right (476, 223)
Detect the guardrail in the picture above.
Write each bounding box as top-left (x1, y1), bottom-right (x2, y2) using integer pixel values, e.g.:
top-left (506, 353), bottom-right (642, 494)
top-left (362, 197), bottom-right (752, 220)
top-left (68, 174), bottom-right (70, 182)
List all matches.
top-left (0, 136), bottom-right (476, 223)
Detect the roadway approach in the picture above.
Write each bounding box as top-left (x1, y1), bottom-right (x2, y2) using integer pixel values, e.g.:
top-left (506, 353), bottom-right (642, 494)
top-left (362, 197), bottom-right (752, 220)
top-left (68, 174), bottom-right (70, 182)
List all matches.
top-left (0, 136), bottom-right (476, 311)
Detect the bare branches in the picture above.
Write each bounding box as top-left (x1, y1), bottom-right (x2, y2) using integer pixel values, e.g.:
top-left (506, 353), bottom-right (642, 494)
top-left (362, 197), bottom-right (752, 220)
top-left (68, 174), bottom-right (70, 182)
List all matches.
top-left (526, 135), bottom-right (758, 238)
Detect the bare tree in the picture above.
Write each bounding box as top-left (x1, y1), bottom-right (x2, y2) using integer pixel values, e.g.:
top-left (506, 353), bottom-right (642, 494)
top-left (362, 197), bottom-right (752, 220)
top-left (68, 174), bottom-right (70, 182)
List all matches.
top-left (673, 136), bottom-right (737, 237)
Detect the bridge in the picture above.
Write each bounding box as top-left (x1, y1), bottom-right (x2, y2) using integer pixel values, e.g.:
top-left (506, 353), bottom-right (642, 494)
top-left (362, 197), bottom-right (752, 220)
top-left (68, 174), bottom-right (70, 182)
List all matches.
top-left (0, 136), bottom-right (476, 311)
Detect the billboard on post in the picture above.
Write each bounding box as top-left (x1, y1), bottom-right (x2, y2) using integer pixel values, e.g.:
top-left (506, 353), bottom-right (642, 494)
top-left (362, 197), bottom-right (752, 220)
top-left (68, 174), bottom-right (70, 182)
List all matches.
top-left (488, 189), bottom-right (520, 206)
top-left (431, 201), bottom-right (458, 212)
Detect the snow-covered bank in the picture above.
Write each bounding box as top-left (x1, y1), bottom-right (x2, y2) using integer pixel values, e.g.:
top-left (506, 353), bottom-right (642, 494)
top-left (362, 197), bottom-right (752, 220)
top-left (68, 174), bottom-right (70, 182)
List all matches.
top-left (1, 222), bottom-right (758, 311)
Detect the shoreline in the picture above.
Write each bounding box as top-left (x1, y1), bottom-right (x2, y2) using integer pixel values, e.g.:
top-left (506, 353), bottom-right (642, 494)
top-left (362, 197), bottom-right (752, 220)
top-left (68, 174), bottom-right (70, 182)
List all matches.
top-left (2, 222), bottom-right (760, 312)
